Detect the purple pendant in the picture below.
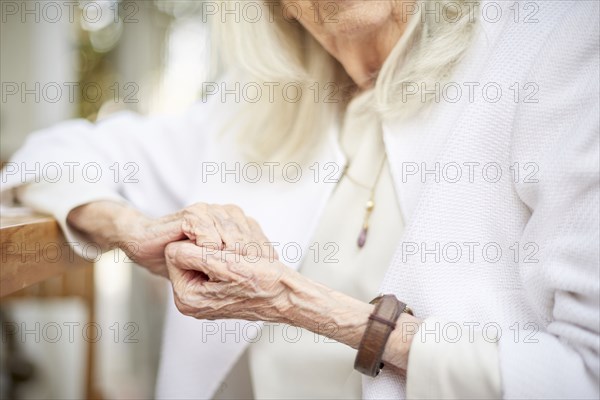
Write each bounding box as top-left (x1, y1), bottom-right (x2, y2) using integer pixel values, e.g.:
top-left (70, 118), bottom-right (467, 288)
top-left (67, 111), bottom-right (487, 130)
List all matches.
top-left (357, 227), bottom-right (368, 248)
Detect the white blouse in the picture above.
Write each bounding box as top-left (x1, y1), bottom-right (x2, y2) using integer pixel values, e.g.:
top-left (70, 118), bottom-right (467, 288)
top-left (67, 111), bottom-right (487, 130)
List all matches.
top-left (248, 92), bottom-right (404, 399)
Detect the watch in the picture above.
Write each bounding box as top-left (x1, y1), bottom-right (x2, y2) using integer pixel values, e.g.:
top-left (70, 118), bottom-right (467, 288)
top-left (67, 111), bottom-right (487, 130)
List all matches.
top-left (354, 294), bottom-right (412, 377)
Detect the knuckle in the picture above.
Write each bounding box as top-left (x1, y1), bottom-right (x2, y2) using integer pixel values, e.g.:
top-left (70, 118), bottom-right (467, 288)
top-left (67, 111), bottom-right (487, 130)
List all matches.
top-left (223, 203), bottom-right (243, 215)
top-left (221, 219), bottom-right (240, 232)
top-left (183, 214), bottom-right (211, 229)
top-left (182, 212), bottom-right (214, 235)
top-left (165, 242), bottom-right (181, 262)
top-left (181, 210), bottom-right (198, 224)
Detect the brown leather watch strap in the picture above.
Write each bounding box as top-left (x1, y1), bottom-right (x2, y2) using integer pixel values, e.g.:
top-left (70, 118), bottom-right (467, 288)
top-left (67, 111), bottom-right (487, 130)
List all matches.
top-left (354, 294), bottom-right (407, 377)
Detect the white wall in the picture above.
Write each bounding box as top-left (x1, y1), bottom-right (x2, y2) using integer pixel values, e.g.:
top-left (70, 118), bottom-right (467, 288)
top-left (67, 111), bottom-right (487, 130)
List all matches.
top-left (0, 8), bottom-right (77, 160)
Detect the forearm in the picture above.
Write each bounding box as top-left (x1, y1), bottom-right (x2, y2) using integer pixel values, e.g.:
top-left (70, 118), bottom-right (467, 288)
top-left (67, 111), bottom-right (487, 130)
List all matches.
top-left (66, 201), bottom-right (145, 251)
top-left (279, 268), bottom-right (420, 370)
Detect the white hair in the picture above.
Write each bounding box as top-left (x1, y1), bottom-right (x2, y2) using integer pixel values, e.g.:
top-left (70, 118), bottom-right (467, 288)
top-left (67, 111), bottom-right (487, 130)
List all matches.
top-left (209, 1), bottom-right (478, 161)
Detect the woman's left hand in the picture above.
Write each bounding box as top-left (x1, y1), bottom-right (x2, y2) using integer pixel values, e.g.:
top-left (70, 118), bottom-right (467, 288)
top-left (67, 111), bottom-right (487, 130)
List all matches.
top-left (165, 239), bottom-right (421, 371)
top-left (165, 240), bottom-right (291, 322)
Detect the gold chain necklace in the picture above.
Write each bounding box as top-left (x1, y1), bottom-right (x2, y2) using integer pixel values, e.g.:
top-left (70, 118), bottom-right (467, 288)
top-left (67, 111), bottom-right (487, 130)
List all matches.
top-left (341, 153), bottom-right (388, 248)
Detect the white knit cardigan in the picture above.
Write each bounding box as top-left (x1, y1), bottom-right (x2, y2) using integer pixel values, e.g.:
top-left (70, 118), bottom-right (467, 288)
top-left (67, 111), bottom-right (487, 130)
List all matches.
top-left (367, 2), bottom-right (600, 399)
top-left (2, 1), bottom-right (598, 399)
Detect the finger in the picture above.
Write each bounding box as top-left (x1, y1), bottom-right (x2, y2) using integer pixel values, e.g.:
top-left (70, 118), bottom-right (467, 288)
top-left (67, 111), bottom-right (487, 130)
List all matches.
top-left (223, 206), bottom-right (273, 258)
top-left (210, 205), bottom-right (248, 252)
top-left (165, 243), bottom-right (212, 301)
top-left (165, 241), bottom-right (229, 282)
top-left (213, 205), bottom-right (275, 260)
top-left (151, 217), bottom-right (188, 242)
top-left (222, 204), bottom-right (252, 232)
top-left (165, 241), bottom-right (189, 283)
top-left (247, 217), bottom-right (279, 261)
top-left (181, 211), bottom-right (223, 250)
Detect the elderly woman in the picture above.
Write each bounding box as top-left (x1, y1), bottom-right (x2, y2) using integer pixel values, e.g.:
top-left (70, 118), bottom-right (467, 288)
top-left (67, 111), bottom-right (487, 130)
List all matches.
top-left (2, 0), bottom-right (599, 399)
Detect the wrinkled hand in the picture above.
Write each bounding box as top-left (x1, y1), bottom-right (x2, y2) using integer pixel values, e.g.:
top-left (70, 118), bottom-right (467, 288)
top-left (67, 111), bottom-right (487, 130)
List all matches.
top-left (121, 203), bottom-right (276, 277)
top-left (68, 201), bottom-right (275, 277)
top-left (164, 220), bottom-right (421, 373)
top-left (165, 240), bottom-right (289, 321)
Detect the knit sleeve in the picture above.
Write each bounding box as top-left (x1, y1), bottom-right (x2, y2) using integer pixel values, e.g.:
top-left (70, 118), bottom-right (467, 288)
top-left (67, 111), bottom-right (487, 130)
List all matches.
top-left (500, 2), bottom-right (599, 398)
top-left (1, 101), bottom-right (213, 256)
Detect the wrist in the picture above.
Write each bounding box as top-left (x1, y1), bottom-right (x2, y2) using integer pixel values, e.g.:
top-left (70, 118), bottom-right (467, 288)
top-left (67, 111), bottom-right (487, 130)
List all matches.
top-left (381, 313), bottom-right (421, 370)
top-left (112, 204), bottom-right (150, 246)
top-left (278, 267), bottom-right (373, 348)
top-left (275, 269), bottom-right (419, 371)
top-left (67, 201), bottom-right (145, 250)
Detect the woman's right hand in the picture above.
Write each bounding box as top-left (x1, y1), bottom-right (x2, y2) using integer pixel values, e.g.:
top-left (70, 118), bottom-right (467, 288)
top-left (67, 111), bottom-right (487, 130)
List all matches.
top-left (66, 201), bottom-right (276, 278)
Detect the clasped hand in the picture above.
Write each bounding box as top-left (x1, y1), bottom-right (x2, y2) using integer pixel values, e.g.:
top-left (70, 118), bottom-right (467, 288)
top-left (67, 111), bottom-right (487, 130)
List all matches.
top-left (75, 200), bottom-right (416, 368)
top-left (116, 202), bottom-right (290, 322)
